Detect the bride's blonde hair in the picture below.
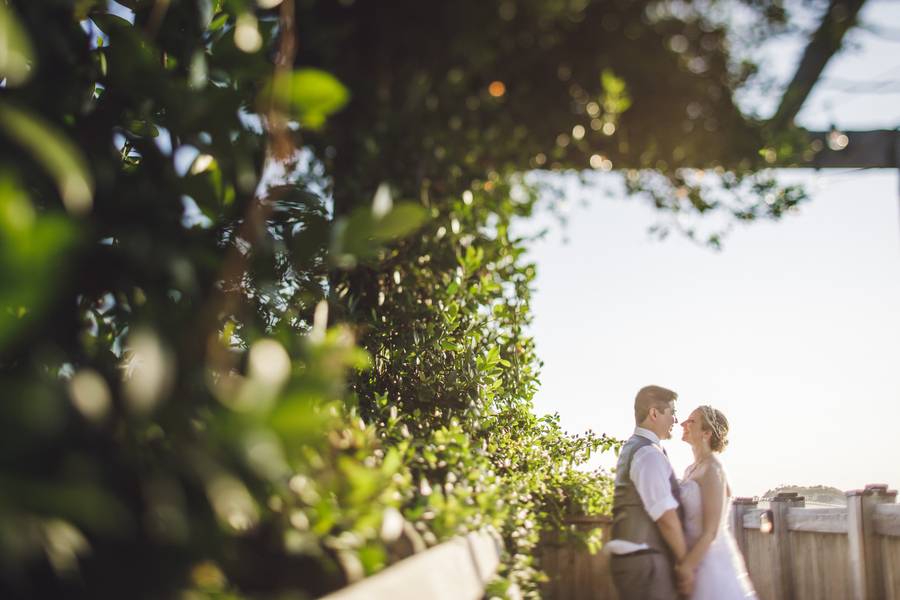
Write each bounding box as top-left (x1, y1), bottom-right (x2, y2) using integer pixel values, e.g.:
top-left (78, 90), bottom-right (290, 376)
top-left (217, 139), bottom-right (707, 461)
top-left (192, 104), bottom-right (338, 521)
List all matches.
top-left (697, 405), bottom-right (729, 452)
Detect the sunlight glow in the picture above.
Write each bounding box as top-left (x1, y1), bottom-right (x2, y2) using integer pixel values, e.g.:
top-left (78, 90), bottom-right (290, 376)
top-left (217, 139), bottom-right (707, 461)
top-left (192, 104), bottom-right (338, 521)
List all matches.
top-left (235, 13), bottom-right (262, 53)
top-left (68, 369), bottom-right (111, 422)
top-left (122, 329), bottom-right (172, 414)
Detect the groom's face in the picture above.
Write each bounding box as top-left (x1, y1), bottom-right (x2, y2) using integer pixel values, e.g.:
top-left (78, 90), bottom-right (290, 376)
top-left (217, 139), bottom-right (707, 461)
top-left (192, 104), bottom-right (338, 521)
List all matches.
top-left (656, 402), bottom-right (677, 440)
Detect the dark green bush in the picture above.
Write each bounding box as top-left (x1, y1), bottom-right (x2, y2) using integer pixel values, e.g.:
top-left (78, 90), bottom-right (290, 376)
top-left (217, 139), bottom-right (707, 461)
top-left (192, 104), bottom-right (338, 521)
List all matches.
top-left (0, 0), bottom-right (805, 598)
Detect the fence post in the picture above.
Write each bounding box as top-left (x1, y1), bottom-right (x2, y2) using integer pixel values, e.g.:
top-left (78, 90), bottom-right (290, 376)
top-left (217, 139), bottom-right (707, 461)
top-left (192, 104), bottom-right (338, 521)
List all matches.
top-left (770, 491), bottom-right (804, 600)
top-left (731, 496), bottom-right (757, 558)
top-left (847, 483), bottom-right (897, 600)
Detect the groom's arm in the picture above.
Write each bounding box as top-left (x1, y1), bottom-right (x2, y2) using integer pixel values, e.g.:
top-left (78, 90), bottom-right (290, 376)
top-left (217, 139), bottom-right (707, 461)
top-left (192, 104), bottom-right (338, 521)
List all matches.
top-left (630, 450), bottom-right (683, 556)
top-left (656, 509), bottom-right (687, 561)
top-left (658, 510), bottom-right (693, 595)
top-left (631, 449), bottom-right (693, 593)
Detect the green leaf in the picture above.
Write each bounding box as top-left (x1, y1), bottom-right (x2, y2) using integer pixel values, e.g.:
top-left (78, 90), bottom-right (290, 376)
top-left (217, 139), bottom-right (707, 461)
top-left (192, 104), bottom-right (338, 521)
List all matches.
top-left (332, 202), bottom-right (428, 266)
top-left (446, 303), bottom-right (459, 322)
top-left (1, 476), bottom-right (133, 536)
top-left (267, 392), bottom-right (327, 442)
top-left (381, 447), bottom-right (403, 476)
top-left (0, 175), bottom-right (78, 350)
top-left (260, 68), bottom-right (350, 130)
top-left (339, 456), bottom-right (380, 505)
top-left (125, 119), bottom-right (160, 138)
top-left (73, 0), bottom-right (104, 21)
top-left (486, 346), bottom-right (500, 365)
top-left (91, 13), bottom-right (134, 36)
top-left (373, 204), bottom-right (427, 241)
top-left (600, 68), bottom-right (632, 115)
top-left (208, 12), bottom-right (229, 32)
top-left (600, 69), bottom-right (626, 95)
top-left (112, 0), bottom-right (154, 9)
top-left (439, 339), bottom-right (461, 352)
top-left (0, 3), bottom-right (35, 86)
top-left (358, 544), bottom-right (386, 575)
top-left (0, 103), bottom-right (94, 215)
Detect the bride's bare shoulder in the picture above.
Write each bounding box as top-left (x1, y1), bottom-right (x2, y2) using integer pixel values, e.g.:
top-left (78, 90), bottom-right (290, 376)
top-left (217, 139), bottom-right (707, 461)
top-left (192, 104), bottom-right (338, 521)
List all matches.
top-left (695, 457), bottom-right (726, 485)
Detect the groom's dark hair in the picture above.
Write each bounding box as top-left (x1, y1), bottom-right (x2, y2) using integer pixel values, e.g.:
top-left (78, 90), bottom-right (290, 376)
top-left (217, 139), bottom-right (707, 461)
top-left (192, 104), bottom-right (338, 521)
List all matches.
top-left (634, 385), bottom-right (678, 423)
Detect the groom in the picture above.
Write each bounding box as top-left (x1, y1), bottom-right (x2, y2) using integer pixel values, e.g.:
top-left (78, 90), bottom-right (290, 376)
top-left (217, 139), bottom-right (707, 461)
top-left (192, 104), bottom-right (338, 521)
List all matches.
top-left (609, 385), bottom-right (692, 599)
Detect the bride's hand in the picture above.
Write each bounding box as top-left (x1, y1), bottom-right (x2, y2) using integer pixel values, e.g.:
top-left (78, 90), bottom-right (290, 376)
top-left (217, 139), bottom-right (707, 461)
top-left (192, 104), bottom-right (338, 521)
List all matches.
top-left (675, 562), bottom-right (694, 596)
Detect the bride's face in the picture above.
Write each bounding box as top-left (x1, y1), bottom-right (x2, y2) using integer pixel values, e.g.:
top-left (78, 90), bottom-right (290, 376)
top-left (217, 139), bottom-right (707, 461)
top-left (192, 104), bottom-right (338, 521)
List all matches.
top-left (680, 409), bottom-right (705, 446)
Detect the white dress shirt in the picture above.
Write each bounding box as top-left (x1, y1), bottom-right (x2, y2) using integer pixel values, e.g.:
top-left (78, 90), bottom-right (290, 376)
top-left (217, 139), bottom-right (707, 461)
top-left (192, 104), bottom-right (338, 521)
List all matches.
top-left (606, 427), bottom-right (679, 555)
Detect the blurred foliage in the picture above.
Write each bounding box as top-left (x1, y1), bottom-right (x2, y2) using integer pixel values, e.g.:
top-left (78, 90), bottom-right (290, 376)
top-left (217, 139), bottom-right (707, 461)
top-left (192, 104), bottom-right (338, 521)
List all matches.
top-left (0, 1), bottom-right (34, 86)
top-left (0, 0), bottom-right (812, 598)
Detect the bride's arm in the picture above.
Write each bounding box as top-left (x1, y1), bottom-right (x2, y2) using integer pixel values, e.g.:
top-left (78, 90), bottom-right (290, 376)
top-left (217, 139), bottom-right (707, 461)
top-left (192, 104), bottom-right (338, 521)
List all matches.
top-left (680, 463), bottom-right (725, 572)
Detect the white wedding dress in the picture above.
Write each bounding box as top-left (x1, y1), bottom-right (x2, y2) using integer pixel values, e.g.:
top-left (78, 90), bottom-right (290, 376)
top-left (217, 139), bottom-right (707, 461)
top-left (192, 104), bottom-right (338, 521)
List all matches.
top-left (680, 472), bottom-right (758, 599)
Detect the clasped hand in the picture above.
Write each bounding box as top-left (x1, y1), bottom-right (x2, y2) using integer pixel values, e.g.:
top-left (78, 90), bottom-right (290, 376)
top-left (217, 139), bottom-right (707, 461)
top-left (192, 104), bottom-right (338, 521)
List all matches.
top-left (675, 562), bottom-right (695, 597)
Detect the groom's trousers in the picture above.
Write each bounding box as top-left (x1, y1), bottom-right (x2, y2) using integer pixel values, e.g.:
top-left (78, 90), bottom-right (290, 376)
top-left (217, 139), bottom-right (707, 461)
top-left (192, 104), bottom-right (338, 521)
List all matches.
top-left (610, 550), bottom-right (679, 600)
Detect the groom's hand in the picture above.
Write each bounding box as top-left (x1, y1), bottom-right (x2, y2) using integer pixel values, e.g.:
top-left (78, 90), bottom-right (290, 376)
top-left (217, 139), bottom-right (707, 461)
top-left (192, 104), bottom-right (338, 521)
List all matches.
top-left (675, 562), bottom-right (694, 596)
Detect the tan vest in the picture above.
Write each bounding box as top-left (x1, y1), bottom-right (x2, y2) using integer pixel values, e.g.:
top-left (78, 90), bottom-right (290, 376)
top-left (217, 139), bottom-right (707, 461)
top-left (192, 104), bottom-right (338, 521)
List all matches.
top-left (611, 434), bottom-right (682, 555)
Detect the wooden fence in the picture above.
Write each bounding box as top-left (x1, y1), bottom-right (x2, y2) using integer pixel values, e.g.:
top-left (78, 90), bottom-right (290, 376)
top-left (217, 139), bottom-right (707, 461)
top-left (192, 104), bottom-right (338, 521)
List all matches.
top-left (538, 516), bottom-right (618, 600)
top-left (539, 484), bottom-right (900, 600)
top-left (734, 484), bottom-right (900, 600)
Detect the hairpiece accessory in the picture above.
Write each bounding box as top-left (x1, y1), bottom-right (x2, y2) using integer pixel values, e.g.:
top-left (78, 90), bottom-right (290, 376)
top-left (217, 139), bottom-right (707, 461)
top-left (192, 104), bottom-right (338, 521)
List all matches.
top-left (699, 405), bottom-right (726, 442)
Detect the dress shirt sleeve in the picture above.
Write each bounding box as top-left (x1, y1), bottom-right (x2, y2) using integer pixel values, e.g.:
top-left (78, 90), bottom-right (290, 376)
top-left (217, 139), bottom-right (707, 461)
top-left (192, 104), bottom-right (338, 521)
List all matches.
top-left (629, 445), bottom-right (679, 522)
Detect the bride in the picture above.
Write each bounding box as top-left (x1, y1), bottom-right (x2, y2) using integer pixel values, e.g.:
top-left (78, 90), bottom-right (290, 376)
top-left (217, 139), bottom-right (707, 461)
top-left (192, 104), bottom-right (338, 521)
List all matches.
top-left (676, 406), bottom-right (758, 599)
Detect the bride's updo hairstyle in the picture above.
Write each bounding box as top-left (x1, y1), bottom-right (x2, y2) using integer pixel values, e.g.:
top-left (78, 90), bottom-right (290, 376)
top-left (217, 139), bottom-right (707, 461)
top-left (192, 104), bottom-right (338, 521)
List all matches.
top-left (698, 405), bottom-right (729, 452)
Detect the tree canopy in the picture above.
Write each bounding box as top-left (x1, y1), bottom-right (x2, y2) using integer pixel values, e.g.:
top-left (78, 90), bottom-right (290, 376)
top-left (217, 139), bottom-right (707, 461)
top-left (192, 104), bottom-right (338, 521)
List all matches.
top-left (0, 0), bottom-right (830, 598)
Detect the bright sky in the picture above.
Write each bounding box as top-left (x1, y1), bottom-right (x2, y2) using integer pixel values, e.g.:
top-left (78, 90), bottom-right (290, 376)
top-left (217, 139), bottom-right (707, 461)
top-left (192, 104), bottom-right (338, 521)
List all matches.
top-left (525, 0), bottom-right (900, 498)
